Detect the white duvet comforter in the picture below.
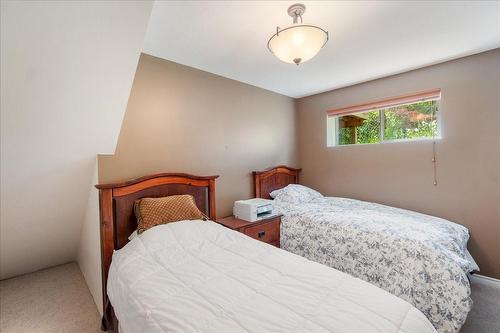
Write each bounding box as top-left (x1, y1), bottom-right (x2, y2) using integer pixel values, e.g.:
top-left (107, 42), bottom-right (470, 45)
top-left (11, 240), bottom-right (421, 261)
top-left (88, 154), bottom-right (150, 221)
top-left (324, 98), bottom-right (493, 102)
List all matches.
top-left (108, 220), bottom-right (436, 333)
top-left (274, 197), bottom-right (478, 333)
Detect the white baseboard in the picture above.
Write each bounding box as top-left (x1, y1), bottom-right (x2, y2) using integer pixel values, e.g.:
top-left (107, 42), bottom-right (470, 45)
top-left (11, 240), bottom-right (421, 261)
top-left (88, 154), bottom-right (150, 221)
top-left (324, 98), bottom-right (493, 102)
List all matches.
top-left (469, 273), bottom-right (500, 288)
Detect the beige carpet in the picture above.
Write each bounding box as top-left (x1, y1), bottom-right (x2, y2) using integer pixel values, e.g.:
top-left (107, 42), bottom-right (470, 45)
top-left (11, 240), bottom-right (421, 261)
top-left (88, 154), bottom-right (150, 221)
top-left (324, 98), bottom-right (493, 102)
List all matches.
top-left (460, 275), bottom-right (500, 333)
top-left (1, 262), bottom-right (499, 332)
top-left (0, 263), bottom-right (101, 333)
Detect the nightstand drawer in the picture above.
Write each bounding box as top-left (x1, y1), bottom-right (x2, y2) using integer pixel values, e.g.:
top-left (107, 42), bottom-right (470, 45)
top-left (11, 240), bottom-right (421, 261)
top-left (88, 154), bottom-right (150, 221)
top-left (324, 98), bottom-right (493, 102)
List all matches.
top-left (243, 218), bottom-right (279, 244)
top-left (216, 214), bottom-right (282, 247)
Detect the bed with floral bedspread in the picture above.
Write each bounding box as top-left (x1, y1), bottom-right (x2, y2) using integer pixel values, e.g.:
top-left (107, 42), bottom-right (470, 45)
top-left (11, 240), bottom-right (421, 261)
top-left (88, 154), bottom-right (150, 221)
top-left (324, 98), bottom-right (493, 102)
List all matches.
top-left (271, 185), bottom-right (478, 333)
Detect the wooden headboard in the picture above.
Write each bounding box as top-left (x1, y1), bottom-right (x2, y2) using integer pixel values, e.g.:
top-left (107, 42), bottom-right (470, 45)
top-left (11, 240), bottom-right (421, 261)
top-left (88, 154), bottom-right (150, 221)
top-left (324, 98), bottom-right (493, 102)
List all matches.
top-left (95, 172), bottom-right (218, 323)
top-left (253, 165), bottom-right (301, 199)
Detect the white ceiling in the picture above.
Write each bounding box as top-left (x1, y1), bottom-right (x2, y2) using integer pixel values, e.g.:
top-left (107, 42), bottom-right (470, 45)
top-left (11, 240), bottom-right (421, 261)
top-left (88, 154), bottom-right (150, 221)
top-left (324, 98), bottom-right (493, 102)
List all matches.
top-left (1, 1), bottom-right (153, 280)
top-left (144, 1), bottom-right (500, 98)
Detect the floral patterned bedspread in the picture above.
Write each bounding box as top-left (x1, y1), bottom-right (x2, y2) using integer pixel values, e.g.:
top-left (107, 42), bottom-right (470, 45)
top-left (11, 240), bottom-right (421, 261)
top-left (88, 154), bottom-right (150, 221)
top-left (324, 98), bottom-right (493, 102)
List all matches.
top-left (274, 197), bottom-right (478, 333)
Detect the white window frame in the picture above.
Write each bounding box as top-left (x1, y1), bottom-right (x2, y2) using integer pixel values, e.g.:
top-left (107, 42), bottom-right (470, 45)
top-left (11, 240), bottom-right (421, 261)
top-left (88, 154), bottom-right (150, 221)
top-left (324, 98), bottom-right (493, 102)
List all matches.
top-left (326, 97), bottom-right (441, 147)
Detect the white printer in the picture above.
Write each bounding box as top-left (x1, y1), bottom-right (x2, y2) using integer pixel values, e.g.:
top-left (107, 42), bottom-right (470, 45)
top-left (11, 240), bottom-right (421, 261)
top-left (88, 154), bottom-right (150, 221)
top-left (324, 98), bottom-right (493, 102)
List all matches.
top-left (233, 198), bottom-right (274, 222)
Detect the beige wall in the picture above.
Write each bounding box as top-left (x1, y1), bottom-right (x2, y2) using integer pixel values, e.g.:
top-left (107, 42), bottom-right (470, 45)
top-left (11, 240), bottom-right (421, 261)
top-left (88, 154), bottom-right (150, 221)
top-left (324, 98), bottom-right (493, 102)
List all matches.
top-left (296, 49), bottom-right (500, 278)
top-left (98, 54), bottom-right (297, 216)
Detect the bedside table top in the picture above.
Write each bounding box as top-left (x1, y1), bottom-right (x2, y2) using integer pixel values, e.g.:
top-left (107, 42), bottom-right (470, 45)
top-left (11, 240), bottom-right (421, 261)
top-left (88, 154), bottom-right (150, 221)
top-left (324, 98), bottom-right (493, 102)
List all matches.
top-left (216, 215), bottom-right (282, 230)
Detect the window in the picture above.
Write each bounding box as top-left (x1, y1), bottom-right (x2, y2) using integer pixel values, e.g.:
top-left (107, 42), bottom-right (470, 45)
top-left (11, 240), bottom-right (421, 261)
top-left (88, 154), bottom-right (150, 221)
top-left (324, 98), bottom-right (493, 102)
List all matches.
top-left (326, 90), bottom-right (440, 146)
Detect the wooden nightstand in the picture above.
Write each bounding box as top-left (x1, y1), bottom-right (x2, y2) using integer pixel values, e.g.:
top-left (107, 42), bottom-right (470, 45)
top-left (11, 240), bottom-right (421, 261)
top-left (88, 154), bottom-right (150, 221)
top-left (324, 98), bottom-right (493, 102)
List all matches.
top-left (216, 215), bottom-right (281, 248)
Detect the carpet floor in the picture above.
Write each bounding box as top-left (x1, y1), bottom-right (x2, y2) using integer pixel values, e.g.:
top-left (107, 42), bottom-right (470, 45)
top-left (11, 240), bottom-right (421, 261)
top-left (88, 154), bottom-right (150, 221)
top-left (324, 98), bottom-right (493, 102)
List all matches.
top-left (0, 262), bottom-right (498, 332)
top-left (0, 263), bottom-right (101, 333)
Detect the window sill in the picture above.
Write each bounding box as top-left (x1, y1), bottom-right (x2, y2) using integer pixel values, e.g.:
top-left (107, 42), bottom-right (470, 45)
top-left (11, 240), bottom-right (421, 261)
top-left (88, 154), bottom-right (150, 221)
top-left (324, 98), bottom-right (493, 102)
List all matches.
top-left (327, 137), bottom-right (442, 148)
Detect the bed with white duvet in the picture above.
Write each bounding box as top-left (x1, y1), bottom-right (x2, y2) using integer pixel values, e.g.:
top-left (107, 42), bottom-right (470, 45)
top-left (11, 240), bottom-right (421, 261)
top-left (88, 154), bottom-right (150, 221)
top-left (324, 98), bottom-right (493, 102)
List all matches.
top-left (271, 185), bottom-right (479, 333)
top-left (108, 220), bottom-right (436, 333)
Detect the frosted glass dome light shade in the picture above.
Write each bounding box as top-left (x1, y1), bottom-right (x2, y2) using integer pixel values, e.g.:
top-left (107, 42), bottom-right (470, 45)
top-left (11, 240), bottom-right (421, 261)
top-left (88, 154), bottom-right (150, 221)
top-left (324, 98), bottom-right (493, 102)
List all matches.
top-left (268, 25), bottom-right (328, 65)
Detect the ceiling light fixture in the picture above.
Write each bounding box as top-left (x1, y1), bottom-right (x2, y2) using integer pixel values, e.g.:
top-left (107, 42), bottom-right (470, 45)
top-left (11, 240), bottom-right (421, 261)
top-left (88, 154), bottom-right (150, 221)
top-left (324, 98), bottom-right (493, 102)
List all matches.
top-left (267, 3), bottom-right (328, 65)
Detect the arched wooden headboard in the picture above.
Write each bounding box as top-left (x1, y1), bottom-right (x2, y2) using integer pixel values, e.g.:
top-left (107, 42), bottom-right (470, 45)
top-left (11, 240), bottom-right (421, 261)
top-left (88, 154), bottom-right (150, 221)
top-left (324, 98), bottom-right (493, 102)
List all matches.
top-left (253, 165), bottom-right (301, 199)
top-left (95, 173), bottom-right (218, 331)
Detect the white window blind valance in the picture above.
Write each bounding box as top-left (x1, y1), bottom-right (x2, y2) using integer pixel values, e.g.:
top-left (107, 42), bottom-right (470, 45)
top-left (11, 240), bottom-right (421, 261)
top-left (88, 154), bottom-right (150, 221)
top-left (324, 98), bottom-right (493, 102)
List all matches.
top-left (326, 89), bottom-right (441, 117)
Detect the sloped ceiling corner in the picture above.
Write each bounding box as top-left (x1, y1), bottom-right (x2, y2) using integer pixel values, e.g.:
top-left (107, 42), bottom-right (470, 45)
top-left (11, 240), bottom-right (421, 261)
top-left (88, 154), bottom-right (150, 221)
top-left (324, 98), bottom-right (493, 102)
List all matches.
top-left (0, 0), bottom-right (153, 279)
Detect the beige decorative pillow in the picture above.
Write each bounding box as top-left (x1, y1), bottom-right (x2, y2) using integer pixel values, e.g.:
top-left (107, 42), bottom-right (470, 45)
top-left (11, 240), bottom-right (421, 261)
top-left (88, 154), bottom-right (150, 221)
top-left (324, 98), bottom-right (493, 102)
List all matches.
top-left (134, 195), bottom-right (206, 234)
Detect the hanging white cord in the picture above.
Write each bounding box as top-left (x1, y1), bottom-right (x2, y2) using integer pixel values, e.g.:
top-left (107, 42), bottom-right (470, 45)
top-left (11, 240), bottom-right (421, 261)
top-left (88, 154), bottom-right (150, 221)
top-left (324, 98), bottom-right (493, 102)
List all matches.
top-left (432, 141), bottom-right (437, 186)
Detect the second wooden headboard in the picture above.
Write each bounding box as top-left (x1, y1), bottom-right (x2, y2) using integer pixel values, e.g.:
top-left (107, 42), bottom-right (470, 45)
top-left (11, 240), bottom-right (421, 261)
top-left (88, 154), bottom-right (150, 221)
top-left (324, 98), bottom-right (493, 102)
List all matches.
top-left (253, 165), bottom-right (301, 199)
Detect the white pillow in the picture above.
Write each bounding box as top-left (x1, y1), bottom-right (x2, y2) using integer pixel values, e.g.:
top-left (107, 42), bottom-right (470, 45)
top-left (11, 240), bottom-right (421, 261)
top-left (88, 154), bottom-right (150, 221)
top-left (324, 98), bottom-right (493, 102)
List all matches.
top-left (272, 184), bottom-right (323, 204)
top-left (269, 188), bottom-right (284, 199)
top-left (128, 230), bottom-right (138, 241)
